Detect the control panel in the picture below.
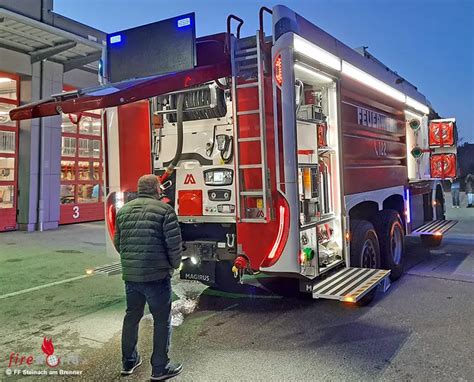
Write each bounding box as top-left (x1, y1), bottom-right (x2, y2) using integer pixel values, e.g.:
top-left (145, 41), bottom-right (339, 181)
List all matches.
top-left (176, 165), bottom-right (235, 218)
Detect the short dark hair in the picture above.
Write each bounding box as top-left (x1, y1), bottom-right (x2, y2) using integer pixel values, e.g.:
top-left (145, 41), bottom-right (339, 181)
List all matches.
top-left (137, 175), bottom-right (160, 196)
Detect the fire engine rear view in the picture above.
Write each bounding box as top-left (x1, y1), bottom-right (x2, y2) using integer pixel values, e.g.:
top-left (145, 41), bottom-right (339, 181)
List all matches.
top-left (9, 5), bottom-right (458, 305)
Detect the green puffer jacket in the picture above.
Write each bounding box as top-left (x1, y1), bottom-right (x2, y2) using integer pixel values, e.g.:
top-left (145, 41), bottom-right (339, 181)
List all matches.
top-left (114, 194), bottom-right (182, 282)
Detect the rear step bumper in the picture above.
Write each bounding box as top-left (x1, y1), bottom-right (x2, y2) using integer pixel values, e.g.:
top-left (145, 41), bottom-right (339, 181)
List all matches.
top-left (312, 267), bottom-right (391, 302)
top-left (87, 262), bottom-right (121, 276)
top-left (411, 219), bottom-right (457, 235)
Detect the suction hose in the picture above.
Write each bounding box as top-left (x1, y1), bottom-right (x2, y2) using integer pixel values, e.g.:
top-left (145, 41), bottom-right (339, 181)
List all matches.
top-left (160, 93), bottom-right (185, 183)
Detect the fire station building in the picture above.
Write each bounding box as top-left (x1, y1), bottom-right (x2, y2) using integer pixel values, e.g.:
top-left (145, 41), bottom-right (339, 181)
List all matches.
top-left (0, 0), bottom-right (105, 231)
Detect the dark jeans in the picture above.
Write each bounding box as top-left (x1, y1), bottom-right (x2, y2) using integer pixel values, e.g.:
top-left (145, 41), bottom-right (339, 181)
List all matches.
top-left (122, 277), bottom-right (172, 374)
top-left (452, 188), bottom-right (460, 206)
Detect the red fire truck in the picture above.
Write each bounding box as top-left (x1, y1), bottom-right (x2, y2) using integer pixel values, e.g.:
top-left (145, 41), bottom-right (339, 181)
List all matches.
top-left (11, 6), bottom-right (457, 304)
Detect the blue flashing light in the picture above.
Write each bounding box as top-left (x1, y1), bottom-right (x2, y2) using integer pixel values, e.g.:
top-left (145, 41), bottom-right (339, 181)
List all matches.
top-left (405, 188), bottom-right (411, 224)
top-left (110, 35), bottom-right (122, 44)
top-left (177, 17), bottom-right (191, 28)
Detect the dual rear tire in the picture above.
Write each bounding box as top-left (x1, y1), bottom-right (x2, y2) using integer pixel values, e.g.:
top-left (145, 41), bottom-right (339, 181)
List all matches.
top-left (349, 210), bottom-right (405, 305)
top-left (349, 220), bottom-right (381, 306)
top-left (372, 210), bottom-right (405, 281)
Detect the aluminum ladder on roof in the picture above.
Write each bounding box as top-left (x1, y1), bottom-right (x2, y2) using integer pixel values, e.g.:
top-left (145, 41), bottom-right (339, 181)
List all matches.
top-left (231, 33), bottom-right (271, 222)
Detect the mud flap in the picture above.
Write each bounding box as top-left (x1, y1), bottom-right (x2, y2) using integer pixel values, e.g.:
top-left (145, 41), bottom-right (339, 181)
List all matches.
top-left (180, 258), bottom-right (216, 285)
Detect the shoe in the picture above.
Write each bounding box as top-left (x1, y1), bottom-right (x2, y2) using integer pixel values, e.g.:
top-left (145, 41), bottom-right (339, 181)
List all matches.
top-left (151, 363), bottom-right (183, 381)
top-left (121, 355), bottom-right (143, 376)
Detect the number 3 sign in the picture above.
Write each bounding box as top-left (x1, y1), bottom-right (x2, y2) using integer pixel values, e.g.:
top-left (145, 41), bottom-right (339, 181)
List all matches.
top-left (73, 206), bottom-right (80, 219)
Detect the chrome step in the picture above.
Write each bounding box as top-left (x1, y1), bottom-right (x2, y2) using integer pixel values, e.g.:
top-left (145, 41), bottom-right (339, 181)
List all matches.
top-left (87, 262), bottom-right (122, 276)
top-left (411, 219), bottom-right (457, 235)
top-left (237, 64), bottom-right (258, 71)
top-left (235, 47), bottom-right (257, 55)
top-left (312, 267), bottom-right (391, 302)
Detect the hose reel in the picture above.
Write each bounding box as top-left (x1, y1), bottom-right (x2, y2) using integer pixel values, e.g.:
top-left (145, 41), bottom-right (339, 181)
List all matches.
top-left (163, 84), bottom-right (227, 123)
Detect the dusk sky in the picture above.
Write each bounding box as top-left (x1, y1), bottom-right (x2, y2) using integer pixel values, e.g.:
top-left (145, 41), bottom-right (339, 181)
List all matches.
top-left (55, 0), bottom-right (473, 142)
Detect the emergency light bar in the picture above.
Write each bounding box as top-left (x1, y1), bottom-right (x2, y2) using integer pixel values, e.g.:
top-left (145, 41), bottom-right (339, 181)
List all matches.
top-left (293, 35), bottom-right (431, 114)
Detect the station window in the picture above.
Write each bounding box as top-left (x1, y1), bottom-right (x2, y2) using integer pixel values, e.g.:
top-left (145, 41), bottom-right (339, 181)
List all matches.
top-left (0, 72), bottom-right (19, 229)
top-left (60, 111), bottom-right (103, 205)
top-left (59, 86), bottom-right (105, 224)
top-left (0, 185), bottom-right (14, 209)
top-left (0, 130), bottom-right (16, 153)
top-left (0, 103), bottom-right (16, 127)
top-left (0, 157), bottom-right (15, 181)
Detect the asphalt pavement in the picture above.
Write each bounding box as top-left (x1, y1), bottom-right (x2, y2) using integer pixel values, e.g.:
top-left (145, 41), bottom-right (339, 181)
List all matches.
top-left (0, 196), bottom-right (473, 382)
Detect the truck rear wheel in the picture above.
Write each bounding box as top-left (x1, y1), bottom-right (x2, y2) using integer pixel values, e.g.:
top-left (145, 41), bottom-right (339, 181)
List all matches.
top-left (372, 210), bottom-right (405, 281)
top-left (349, 219), bottom-right (381, 306)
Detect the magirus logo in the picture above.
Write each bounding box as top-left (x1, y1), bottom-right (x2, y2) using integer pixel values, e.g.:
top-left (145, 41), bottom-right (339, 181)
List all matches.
top-left (41, 338), bottom-right (60, 368)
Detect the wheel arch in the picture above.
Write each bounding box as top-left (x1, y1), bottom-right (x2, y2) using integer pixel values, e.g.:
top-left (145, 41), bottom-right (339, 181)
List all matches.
top-left (381, 194), bottom-right (405, 226)
top-left (348, 201), bottom-right (379, 222)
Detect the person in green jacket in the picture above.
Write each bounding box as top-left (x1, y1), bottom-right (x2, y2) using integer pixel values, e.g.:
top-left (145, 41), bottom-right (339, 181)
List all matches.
top-left (114, 174), bottom-right (183, 381)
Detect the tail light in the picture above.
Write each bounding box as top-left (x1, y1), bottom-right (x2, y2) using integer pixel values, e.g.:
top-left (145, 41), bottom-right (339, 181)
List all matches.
top-left (430, 153), bottom-right (456, 178)
top-left (274, 54), bottom-right (283, 87)
top-left (262, 194), bottom-right (290, 268)
top-left (105, 192), bottom-right (117, 242)
top-left (429, 121), bottom-right (455, 147)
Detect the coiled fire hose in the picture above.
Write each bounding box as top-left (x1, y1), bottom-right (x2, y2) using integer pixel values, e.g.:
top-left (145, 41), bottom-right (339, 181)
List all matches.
top-left (160, 93), bottom-right (184, 183)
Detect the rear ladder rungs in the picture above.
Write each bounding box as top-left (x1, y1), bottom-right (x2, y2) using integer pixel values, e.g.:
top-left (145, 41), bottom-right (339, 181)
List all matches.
top-left (239, 164), bottom-right (263, 169)
top-left (237, 109), bottom-right (259, 116)
top-left (234, 33), bottom-right (269, 223)
top-left (240, 190), bottom-right (264, 196)
top-left (238, 136), bottom-right (261, 142)
top-left (236, 82), bottom-right (258, 89)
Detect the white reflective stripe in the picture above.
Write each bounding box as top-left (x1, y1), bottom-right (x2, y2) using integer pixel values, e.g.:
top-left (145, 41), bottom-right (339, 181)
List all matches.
top-left (0, 275), bottom-right (90, 300)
